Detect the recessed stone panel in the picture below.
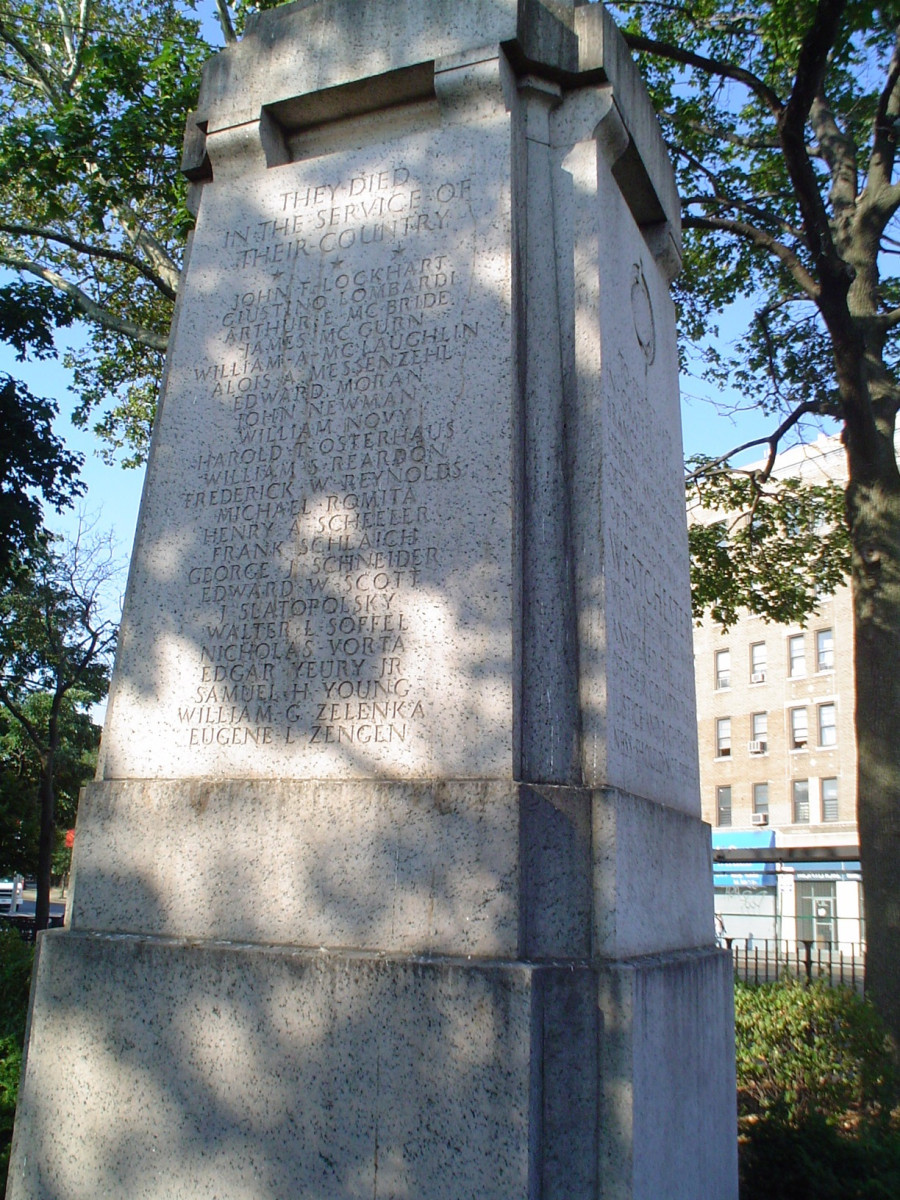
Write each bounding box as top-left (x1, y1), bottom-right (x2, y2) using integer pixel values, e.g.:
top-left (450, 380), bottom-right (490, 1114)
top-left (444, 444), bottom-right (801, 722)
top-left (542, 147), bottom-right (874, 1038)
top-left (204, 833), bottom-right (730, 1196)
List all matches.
top-left (101, 103), bottom-right (514, 781)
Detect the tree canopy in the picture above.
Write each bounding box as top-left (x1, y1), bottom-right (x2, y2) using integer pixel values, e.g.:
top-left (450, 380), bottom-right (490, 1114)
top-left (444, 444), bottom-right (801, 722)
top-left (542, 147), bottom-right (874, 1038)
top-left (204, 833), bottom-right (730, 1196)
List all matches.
top-left (0, 0), bottom-right (209, 464)
top-left (611, 0), bottom-right (900, 1048)
top-left (0, 372), bottom-right (83, 581)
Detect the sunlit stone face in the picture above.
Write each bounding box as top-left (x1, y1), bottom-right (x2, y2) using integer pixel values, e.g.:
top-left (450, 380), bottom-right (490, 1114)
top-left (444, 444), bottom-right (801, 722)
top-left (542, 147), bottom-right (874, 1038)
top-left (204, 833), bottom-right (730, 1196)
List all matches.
top-left (101, 115), bottom-right (514, 780)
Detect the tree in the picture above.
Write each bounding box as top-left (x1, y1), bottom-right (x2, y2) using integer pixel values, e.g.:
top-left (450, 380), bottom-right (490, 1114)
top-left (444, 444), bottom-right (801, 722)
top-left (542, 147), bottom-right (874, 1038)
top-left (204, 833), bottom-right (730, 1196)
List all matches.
top-left (0, 0), bottom-right (211, 464)
top-left (0, 526), bottom-right (118, 930)
top-left (609, 0), bottom-right (900, 1045)
top-left (0, 689), bottom-right (100, 880)
top-left (0, 371), bottom-right (84, 581)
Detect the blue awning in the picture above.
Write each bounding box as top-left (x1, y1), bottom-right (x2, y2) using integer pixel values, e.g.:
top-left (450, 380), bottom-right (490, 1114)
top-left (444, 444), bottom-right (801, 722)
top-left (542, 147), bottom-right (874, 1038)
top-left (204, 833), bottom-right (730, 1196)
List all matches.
top-left (712, 829), bottom-right (777, 889)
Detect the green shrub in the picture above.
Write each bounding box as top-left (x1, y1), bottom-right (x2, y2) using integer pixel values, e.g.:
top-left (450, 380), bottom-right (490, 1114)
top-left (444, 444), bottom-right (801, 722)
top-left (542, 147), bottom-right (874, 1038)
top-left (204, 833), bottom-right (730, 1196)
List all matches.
top-left (735, 979), bottom-right (900, 1200)
top-left (0, 928), bottom-right (33, 1195)
top-left (739, 1114), bottom-right (900, 1200)
top-left (735, 977), bottom-right (898, 1124)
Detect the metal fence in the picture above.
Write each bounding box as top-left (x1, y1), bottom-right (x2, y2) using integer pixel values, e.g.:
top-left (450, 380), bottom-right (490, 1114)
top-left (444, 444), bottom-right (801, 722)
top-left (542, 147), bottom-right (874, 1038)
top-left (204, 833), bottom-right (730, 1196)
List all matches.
top-left (724, 937), bottom-right (866, 993)
top-left (0, 912), bottom-right (65, 943)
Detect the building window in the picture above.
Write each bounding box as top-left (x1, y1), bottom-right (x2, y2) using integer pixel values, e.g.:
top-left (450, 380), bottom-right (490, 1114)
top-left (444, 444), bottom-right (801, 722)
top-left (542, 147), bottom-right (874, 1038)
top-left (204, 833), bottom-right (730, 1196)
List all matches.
top-left (822, 777), bottom-right (838, 821)
top-left (788, 634), bottom-right (806, 677)
top-left (793, 779), bottom-right (810, 823)
top-left (717, 786), bottom-right (732, 827)
top-left (818, 703), bottom-right (837, 747)
top-left (816, 628), bottom-right (834, 671)
top-left (750, 642), bottom-right (767, 683)
top-left (749, 712), bottom-right (767, 754)
top-left (790, 707), bottom-right (809, 750)
top-left (716, 718), bottom-right (732, 758)
top-left (715, 648), bottom-right (731, 690)
top-left (752, 782), bottom-right (769, 817)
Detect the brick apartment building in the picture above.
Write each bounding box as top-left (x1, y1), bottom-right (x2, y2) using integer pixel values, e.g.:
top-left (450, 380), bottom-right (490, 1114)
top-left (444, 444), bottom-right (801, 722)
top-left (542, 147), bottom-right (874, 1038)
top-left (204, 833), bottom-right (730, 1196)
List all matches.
top-left (692, 436), bottom-right (864, 952)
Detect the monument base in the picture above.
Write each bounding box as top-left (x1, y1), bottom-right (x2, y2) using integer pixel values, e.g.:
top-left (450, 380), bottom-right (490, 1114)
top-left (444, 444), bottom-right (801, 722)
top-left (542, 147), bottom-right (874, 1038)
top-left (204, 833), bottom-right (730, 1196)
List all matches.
top-left (67, 778), bottom-right (715, 961)
top-left (8, 931), bottom-right (736, 1200)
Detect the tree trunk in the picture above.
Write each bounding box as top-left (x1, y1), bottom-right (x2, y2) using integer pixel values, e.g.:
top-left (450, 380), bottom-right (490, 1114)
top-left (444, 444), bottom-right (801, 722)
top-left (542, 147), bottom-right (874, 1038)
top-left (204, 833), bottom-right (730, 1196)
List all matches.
top-left (846, 434), bottom-right (900, 1052)
top-left (34, 751), bottom-right (55, 932)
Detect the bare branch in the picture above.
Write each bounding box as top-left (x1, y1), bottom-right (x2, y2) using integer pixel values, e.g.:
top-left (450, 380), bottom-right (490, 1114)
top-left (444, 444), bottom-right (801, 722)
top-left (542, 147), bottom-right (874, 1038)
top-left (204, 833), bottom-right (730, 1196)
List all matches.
top-left (216, 0), bottom-right (237, 44)
top-left (623, 31), bottom-right (784, 117)
top-left (685, 399), bottom-right (823, 484)
top-left (111, 211), bottom-right (181, 296)
top-left (874, 302), bottom-right (900, 331)
top-left (0, 253), bottom-right (169, 351)
top-left (682, 213), bottom-right (820, 299)
top-left (661, 109), bottom-right (780, 151)
top-left (0, 681), bottom-right (44, 754)
top-left (0, 15), bottom-right (63, 101)
top-left (682, 192), bottom-right (807, 246)
top-left (0, 221), bottom-right (178, 300)
top-left (54, 0), bottom-right (78, 77)
top-left (60, 0), bottom-right (94, 91)
top-left (778, 0), bottom-right (851, 294)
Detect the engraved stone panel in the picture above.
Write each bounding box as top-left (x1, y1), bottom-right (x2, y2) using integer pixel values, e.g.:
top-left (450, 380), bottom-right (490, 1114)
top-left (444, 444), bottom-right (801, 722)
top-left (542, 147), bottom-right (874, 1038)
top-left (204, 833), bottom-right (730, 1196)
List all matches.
top-left (100, 113), bottom-right (514, 780)
top-left (553, 107), bottom-right (700, 813)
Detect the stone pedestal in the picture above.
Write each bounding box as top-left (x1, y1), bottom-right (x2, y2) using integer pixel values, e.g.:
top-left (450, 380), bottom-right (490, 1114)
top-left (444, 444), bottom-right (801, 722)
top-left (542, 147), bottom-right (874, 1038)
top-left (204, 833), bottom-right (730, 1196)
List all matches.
top-left (8, 3), bottom-right (738, 1196)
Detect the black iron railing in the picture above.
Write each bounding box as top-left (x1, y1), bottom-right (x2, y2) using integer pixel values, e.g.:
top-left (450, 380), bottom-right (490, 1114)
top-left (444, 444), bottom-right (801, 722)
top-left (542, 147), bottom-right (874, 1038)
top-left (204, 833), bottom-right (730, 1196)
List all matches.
top-left (724, 937), bottom-right (865, 993)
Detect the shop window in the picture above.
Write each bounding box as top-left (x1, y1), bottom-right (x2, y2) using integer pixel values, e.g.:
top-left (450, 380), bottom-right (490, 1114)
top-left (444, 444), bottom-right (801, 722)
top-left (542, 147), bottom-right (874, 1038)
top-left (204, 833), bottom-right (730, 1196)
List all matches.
top-left (797, 880), bottom-right (836, 947)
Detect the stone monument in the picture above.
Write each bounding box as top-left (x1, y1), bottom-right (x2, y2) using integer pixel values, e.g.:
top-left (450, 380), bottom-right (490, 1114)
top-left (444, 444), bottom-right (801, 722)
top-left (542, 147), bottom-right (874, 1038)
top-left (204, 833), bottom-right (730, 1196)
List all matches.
top-left (9, 2), bottom-right (738, 1196)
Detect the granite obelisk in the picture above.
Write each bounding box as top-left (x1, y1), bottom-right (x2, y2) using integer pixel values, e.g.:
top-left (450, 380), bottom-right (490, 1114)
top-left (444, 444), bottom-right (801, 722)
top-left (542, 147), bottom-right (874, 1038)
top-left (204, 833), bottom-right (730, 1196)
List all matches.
top-left (9, 3), bottom-right (738, 1196)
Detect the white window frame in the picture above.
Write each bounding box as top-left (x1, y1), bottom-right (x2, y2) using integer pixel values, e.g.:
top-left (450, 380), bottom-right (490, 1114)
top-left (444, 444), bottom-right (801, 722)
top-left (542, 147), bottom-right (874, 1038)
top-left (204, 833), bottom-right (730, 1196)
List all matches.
top-left (792, 779), bottom-right (810, 823)
top-left (716, 717), bottom-right (732, 758)
top-left (818, 702), bottom-right (837, 747)
top-left (816, 628), bottom-right (834, 672)
top-left (790, 707), bottom-right (809, 750)
top-left (788, 634), bottom-right (806, 678)
top-left (715, 648), bottom-right (731, 690)
top-left (750, 641), bottom-right (767, 683)
top-left (821, 777), bottom-right (838, 822)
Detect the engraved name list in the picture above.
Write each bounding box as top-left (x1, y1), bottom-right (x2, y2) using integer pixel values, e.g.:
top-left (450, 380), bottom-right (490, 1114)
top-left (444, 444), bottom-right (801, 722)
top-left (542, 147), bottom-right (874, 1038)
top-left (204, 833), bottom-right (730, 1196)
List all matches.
top-left (164, 150), bottom-right (507, 771)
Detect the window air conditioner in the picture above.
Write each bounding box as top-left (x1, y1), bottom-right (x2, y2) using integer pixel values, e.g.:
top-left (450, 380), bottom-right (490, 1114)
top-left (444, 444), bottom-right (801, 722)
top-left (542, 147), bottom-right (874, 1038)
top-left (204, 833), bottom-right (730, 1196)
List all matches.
top-left (748, 740), bottom-right (766, 754)
top-left (751, 672), bottom-right (766, 684)
top-left (751, 812), bottom-right (769, 826)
